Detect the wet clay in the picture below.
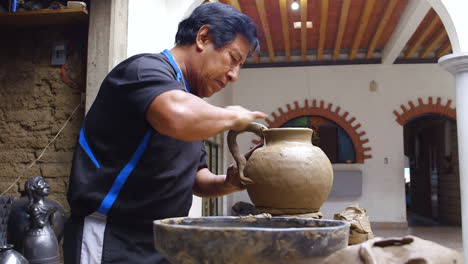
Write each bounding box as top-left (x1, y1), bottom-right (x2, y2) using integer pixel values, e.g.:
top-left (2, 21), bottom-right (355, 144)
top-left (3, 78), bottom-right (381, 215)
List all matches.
top-left (228, 123), bottom-right (333, 214)
top-left (280, 211), bottom-right (323, 219)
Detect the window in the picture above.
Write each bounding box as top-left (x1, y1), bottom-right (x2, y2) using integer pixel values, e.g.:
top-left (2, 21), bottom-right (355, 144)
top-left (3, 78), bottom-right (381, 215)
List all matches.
top-left (281, 115), bottom-right (356, 163)
top-left (202, 138), bottom-right (223, 216)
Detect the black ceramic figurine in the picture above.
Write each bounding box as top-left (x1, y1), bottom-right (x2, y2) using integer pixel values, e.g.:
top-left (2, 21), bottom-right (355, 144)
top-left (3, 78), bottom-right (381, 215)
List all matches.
top-left (7, 179), bottom-right (65, 255)
top-left (21, 177), bottom-right (59, 264)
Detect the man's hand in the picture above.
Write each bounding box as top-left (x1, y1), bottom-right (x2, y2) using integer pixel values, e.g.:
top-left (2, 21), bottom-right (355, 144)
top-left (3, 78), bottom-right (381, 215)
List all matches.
top-left (225, 105), bottom-right (267, 131)
top-left (193, 143), bottom-right (264, 197)
top-left (225, 142), bottom-right (264, 187)
top-left (224, 164), bottom-right (246, 191)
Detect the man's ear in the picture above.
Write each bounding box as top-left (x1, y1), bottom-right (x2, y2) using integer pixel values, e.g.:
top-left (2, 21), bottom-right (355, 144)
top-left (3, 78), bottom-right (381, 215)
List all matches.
top-left (195, 25), bottom-right (212, 51)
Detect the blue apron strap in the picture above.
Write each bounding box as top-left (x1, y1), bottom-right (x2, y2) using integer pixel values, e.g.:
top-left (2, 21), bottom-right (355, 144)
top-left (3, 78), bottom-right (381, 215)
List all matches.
top-left (79, 127), bottom-right (101, 168)
top-left (97, 130), bottom-right (152, 214)
top-left (162, 49), bottom-right (192, 93)
top-left (96, 49), bottom-right (184, 215)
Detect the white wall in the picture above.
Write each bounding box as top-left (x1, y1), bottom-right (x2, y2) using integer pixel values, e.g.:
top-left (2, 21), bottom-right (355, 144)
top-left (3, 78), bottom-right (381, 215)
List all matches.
top-left (127, 0), bottom-right (204, 217)
top-left (226, 63), bottom-right (455, 223)
top-left (124, 0), bottom-right (459, 222)
top-left (127, 0), bottom-right (203, 57)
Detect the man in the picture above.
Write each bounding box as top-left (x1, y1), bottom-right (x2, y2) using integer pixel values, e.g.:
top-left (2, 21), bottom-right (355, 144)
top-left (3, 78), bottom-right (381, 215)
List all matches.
top-left (63, 2), bottom-right (266, 264)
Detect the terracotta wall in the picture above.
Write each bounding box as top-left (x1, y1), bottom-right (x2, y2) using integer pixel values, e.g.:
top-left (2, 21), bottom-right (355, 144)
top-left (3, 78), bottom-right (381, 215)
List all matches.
top-left (0, 25), bottom-right (87, 211)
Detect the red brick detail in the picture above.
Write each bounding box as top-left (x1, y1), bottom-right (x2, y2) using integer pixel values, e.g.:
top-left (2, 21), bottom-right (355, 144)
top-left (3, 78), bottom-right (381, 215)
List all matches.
top-left (257, 99), bottom-right (371, 163)
top-left (393, 97), bottom-right (456, 126)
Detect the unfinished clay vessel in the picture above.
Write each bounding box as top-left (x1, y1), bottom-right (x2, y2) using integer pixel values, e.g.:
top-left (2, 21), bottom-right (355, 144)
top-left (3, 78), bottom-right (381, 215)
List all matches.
top-left (228, 122), bottom-right (333, 214)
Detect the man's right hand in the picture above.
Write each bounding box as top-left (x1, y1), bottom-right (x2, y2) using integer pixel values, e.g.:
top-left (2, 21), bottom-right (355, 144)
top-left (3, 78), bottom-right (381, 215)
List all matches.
top-left (225, 105), bottom-right (267, 131)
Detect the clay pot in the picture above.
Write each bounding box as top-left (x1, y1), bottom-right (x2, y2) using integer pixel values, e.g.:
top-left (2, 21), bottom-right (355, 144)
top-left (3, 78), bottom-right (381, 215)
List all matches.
top-left (0, 244), bottom-right (29, 264)
top-left (228, 122), bottom-right (333, 214)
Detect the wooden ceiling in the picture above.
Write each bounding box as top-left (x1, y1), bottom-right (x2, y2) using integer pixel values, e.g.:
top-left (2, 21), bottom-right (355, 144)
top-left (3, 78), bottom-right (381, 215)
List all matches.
top-left (217, 0), bottom-right (452, 68)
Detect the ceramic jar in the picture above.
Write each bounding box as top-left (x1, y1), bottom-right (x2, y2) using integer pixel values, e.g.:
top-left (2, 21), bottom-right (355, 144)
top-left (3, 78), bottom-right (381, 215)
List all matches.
top-left (0, 244), bottom-right (29, 264)
top-left (228, 122), bottom-right (334, 214)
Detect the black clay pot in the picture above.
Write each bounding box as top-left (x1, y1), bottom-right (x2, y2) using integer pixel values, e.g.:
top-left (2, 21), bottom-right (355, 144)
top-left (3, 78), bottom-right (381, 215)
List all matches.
top-left (0, 244), bottom-right (29, 264)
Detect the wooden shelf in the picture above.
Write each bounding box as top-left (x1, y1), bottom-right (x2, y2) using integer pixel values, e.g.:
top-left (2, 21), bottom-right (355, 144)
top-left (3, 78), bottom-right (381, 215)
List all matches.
top-left (0, 8), bottom-right (88, 28)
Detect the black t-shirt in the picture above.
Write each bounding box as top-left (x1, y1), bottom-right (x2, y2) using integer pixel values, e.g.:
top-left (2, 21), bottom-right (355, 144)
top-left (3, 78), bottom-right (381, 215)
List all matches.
top-left (67, 52), bottom-right (207, 225)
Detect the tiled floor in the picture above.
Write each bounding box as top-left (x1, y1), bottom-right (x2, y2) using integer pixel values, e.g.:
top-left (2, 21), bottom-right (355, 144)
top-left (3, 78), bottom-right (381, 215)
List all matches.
top-left (373, 226), bottom-right (463, 253)
top-left (372, 213), bottom-right (463, 258)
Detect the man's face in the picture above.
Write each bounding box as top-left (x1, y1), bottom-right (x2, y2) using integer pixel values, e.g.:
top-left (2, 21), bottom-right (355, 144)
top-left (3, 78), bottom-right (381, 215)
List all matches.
top-left (191, 32), bottom-right (251, 98)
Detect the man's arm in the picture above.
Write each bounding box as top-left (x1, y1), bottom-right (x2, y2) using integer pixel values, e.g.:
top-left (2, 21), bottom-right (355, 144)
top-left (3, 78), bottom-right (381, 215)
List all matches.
top-left (145, 90), bottom-right (266, 141)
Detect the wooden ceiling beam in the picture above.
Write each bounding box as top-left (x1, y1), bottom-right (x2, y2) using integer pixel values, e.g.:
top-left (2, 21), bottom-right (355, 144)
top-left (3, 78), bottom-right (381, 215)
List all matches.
top-left (381, 0), bottom-right (431, 64)
top-left (279, 0), bottom-right (291, 61)
top-left (256, 0), bottom-right (275, 62)
top-left (349, 0), bottom-right (375, 60)
top-left (405, 14), bottom-right (440, 58)
top-left (333, 0), bottom-right (351, 60)
top-left (366, 0), bottom-right (399, 59)
top-left (421, 30), bottom-right (447, 58)
top-left (300, 0), bottom-right (308, 61)
top-left (436, 40), bottom-right (452, 58)
top-left (317, 0), bottom-right (329, 61)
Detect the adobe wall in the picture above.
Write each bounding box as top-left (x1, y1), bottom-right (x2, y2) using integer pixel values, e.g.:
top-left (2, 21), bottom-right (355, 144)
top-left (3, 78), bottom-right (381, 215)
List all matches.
top-left (0, 25), bottom-right (87, 211)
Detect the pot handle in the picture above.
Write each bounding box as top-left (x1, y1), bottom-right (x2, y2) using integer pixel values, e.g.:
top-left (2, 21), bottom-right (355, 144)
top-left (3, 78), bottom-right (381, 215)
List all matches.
top-left (227, 122), bottom-right (267, 185)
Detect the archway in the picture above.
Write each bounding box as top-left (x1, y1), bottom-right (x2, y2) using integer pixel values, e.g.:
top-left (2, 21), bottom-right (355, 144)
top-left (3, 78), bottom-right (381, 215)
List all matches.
top-left (258, 99), bottom-right (372, 163)
top-left (426, 0), bottom-right (468, 52)
top-left (394, 97), bottom-right (460, 226)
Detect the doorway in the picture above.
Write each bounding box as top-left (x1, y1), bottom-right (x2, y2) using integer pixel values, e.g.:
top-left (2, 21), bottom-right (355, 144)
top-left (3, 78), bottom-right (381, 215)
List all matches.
top-left (404, 114), bottom-right (460, 226)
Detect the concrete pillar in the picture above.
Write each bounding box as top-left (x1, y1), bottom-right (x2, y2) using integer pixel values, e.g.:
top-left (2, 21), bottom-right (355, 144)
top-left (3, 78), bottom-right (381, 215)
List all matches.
top-left (439, 52), bottom-right (468, 261)
top-left (86, 0), bottom-right (129, 112)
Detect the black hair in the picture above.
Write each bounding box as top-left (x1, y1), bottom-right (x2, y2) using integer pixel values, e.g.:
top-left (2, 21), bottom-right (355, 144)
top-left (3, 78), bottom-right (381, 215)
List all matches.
top-left (175, 2), bottom-right (260, 53)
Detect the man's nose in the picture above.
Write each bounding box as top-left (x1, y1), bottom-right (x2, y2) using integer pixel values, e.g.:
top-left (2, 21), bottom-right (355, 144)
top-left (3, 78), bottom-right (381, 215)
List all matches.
top-left (227, 65), bottom-right (240, 82)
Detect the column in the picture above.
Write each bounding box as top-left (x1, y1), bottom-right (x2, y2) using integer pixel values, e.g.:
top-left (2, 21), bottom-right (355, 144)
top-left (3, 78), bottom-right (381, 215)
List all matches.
top-left (439, 52), bottom-right (468, 260)
top-left (86, 0), bottom-right (129, 113)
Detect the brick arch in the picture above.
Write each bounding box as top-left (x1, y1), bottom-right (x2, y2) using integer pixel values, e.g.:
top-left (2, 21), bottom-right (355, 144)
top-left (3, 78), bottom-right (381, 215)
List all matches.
top-left (254, 99), bottom-right (372, 163)
top-left (393, 97), bottom-right (456, 126)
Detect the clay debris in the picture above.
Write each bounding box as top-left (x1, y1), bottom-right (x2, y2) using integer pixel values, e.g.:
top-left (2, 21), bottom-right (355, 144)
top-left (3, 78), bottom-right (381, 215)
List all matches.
top-left (322, 235), bottom-right (462, 264)
top-left (334, 205), bottom-right (374, 245)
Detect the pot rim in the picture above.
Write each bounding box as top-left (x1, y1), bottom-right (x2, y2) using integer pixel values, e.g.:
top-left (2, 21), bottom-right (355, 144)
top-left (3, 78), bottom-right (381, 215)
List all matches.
top-left (153, 216), bottom-right (349, 232)
top-left (264, 127), bottom-right (313, 132)
top-left (0, 244), bottom-right (14, 250)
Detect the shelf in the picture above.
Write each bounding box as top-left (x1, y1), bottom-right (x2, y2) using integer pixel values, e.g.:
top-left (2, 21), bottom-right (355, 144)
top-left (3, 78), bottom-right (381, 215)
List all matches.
top-left (0, 8), bottom-right (88, 28)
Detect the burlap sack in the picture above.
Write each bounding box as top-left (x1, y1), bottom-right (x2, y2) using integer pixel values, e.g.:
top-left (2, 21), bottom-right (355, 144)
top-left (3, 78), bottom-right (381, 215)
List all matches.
top-left (322, 235), bottom-right (463, 264)
top-left (334, 205), bottom-right (374, 245)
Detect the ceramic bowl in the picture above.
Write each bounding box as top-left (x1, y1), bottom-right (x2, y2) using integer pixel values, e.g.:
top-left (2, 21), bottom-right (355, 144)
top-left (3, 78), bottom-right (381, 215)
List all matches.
top-left (153, 216), bottom-right (349, 264)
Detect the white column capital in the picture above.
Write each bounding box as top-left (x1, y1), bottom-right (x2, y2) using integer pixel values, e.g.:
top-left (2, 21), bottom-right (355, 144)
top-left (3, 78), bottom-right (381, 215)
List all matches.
top-left (439, 52), bottom-right (468, 75)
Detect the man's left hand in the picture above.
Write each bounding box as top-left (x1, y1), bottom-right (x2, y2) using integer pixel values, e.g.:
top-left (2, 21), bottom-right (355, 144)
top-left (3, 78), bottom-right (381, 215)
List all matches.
top-left (224, 164), bottom-right (246, 192)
